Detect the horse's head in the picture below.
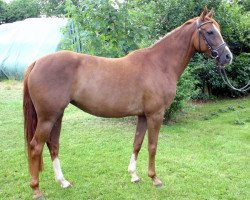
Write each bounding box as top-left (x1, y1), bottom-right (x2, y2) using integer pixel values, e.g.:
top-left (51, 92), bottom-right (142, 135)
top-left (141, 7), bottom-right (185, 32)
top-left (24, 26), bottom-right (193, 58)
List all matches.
top-left (193, 7), bottom-right (233, 66)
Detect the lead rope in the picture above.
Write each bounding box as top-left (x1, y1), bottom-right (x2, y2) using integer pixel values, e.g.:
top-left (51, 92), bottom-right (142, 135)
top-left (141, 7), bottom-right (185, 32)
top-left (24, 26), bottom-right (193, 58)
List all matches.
top-left (218, 66), bottom-right (250, 92)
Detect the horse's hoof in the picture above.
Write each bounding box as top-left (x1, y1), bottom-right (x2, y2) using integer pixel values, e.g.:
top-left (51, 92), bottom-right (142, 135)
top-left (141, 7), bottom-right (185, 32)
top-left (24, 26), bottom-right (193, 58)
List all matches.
top-left (131, 177), bottom-right (140, 183)
top-left (61, 180), bottom-right (71, 188)
top-left (33, 193), bottom-right (45, 200)
top-left (154, 182), bottom-right (163, 188)
top-left (130, 173), bottom-right (140, 183)
top-left (153, 177), bottom-right (163, 188)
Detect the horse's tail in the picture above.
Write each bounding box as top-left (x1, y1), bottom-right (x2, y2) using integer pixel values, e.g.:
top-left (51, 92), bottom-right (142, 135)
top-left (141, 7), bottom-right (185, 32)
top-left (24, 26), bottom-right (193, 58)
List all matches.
top-left (23, 62), bottom-right (43, 172)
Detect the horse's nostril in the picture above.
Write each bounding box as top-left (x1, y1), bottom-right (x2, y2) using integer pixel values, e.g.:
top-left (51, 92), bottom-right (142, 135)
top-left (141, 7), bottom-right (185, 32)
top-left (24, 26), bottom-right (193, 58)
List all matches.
top-left (226, 54), bottom-right (231, 60)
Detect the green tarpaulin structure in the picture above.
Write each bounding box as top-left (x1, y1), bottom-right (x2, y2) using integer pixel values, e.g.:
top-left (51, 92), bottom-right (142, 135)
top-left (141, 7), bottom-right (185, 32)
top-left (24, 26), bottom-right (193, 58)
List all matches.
top-left (0, 18), bottom-right (68, 80)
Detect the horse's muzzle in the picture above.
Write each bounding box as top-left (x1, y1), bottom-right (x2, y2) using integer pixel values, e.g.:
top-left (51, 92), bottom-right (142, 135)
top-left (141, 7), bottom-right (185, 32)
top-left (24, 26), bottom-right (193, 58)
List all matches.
top-left (216, 46), bottom-right (233, 66)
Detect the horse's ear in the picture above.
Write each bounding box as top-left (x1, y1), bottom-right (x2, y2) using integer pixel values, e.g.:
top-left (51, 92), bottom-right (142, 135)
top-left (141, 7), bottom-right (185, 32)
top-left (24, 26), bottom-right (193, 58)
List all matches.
top-left (200, 6), bottom-right (208, 21)
top-left (207, 8), bottom-right (214, 18)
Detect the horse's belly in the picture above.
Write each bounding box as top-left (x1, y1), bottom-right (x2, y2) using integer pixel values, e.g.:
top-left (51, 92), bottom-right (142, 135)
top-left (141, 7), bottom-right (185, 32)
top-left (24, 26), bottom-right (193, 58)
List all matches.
top-left (71, 91), bottom-right (143, 118)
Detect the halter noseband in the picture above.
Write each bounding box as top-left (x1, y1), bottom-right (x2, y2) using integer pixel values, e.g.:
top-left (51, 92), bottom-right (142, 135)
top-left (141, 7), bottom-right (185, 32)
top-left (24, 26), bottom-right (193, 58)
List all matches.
top-left (196, 20), bottom-right (227, 59)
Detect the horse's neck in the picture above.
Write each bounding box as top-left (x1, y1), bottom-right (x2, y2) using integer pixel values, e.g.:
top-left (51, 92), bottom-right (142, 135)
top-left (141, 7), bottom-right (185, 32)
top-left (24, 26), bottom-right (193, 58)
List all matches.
top-left (149, 21), bottom-right (196, 80)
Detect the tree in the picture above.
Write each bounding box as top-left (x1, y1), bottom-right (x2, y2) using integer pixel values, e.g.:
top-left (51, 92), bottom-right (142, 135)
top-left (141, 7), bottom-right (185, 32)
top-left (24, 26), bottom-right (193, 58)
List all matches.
top-left (0, 0), bottom-right (7, 24)
top-left (240, 0), bottom-right (250, 11)
top-left (63, 0), bottom-right (145, 57)
top-left (38, 0), bottom-right (66, 17)
top-left (5, 0), bottom-right (39, 23)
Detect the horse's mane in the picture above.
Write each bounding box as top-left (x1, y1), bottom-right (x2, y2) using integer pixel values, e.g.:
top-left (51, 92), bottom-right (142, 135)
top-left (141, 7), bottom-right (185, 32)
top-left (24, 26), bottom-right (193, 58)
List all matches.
top-left (151, 17), bottom-right (197, 48)
top-left (127, 17), bottom-right (197, 56)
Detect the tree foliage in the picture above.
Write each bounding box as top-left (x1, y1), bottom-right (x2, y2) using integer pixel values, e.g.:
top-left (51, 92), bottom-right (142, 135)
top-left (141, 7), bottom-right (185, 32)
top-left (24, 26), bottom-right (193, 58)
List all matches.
top-left (0, 0), bottom-right (7, 24)
top-left (63, 0), bottom-right (151, 57)
top-left (0, 0), bottom-right (68, 23)
top-left (4, 0), bottom-right (39, 23)
top-left (38, 0), bottom-right (66, 17)
top-left (241, 0), bottom-right (250, 11)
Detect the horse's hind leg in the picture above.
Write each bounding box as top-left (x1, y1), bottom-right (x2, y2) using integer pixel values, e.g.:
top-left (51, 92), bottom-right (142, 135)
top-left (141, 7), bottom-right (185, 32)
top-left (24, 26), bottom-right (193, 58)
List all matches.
top-left (46, 115), bottom-right (71, 188)
top-left (29, 119), bottom-right (55, 199)
top-left (128, 115), bottom-right (147, 183)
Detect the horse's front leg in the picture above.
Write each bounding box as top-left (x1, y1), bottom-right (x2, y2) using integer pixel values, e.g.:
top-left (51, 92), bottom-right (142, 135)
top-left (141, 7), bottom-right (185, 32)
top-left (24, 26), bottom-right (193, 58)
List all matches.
top-left (128, 115), bottom-right (147, 183)
top-left (147, 111), bottom-right (164, 187)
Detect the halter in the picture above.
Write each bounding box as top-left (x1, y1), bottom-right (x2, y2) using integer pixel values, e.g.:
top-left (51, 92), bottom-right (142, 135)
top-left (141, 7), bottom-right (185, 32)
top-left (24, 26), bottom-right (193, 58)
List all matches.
top-left (196, 19), bottom-right (250, 92)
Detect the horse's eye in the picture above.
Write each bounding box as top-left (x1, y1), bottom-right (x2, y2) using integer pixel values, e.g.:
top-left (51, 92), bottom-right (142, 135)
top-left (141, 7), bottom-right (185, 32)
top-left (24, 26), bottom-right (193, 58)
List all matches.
top-left (207, 30), bottom-right (214, 35)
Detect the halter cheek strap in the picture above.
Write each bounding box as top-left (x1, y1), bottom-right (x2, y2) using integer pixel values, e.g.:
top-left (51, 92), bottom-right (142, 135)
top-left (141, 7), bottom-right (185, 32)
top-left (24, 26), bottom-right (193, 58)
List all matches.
top-left (196, 20), bottom-right (213, 52)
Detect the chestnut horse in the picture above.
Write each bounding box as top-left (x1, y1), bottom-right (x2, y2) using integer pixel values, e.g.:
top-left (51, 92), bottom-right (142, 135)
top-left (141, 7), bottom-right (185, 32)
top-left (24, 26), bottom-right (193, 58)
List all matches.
top-left (24, 8), bottom-right (232, 199)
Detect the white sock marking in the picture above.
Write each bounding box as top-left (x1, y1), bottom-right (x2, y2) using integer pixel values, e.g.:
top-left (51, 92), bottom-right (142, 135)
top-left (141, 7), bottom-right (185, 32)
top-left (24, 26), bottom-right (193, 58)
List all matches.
top-left (53, 157), bottom-right (71, 188)
top-left (128, 154), bottom-right (139, 182)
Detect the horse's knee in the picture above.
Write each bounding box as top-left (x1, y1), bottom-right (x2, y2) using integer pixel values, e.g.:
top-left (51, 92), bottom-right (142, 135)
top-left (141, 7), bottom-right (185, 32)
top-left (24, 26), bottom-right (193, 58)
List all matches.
top-left (148, 144), bottom-right (157, 155)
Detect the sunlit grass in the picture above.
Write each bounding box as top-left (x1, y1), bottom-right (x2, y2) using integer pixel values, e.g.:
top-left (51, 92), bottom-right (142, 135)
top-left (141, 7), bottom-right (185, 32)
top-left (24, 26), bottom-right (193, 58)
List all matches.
top-left (0, 81), bottom-right (249, 199)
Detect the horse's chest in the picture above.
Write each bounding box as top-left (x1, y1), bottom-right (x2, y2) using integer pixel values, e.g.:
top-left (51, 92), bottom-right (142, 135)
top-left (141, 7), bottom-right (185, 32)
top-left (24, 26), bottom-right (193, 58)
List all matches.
top-left (162, 81), bottom-right (177, 105)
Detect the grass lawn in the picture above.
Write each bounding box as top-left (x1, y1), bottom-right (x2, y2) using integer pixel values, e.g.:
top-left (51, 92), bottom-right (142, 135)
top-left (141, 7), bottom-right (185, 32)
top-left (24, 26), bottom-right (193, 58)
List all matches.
top-left (0, 80), bottom-right (249, 200)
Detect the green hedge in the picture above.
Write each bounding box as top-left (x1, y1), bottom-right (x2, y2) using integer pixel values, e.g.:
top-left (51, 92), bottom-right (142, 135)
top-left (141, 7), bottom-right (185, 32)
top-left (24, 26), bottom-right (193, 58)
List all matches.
top-left (189, 53), bottom-right (250, 99)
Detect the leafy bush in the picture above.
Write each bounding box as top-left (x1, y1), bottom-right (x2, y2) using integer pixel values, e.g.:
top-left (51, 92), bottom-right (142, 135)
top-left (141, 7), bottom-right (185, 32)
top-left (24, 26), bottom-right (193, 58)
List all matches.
top-left (62, 0), bottom-right (152, 57)
top-left (151, 0), bottom-right (222, 38)
top-left (189, 53), bottom-right (250, 98)
top-left (4, 0), bottom-right (39, 23)
top-left (0, 0), bottom-right (6, 24)
top-left (216, 2), bottom-right (250, 54)
top-left (241, 0), bottom-right (250, 11)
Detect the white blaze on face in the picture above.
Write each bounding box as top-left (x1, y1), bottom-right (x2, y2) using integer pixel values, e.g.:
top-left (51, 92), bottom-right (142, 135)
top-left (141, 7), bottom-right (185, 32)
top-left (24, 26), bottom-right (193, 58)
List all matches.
top-left (212, 24), bottom-right (225, 43)
top-left (212, 24), bottom-right (233, 63)
top-left (52, 157), bottom-right (71, 188)
top-left (128, 153), bottom-right (140, 182)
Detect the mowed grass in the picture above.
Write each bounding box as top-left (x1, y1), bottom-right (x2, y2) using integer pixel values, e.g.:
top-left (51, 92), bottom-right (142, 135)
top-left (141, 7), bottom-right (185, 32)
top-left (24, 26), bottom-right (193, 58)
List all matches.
top-left (0, 80), bottom-right (249, 200)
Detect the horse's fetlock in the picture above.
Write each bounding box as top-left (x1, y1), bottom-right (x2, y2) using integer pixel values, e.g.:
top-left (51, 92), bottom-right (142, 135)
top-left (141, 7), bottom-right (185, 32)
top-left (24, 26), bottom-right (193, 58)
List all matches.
top-left (148, 171), bottom-right (156, 178)
top-left (30, 179), bottom-right (39, 189)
